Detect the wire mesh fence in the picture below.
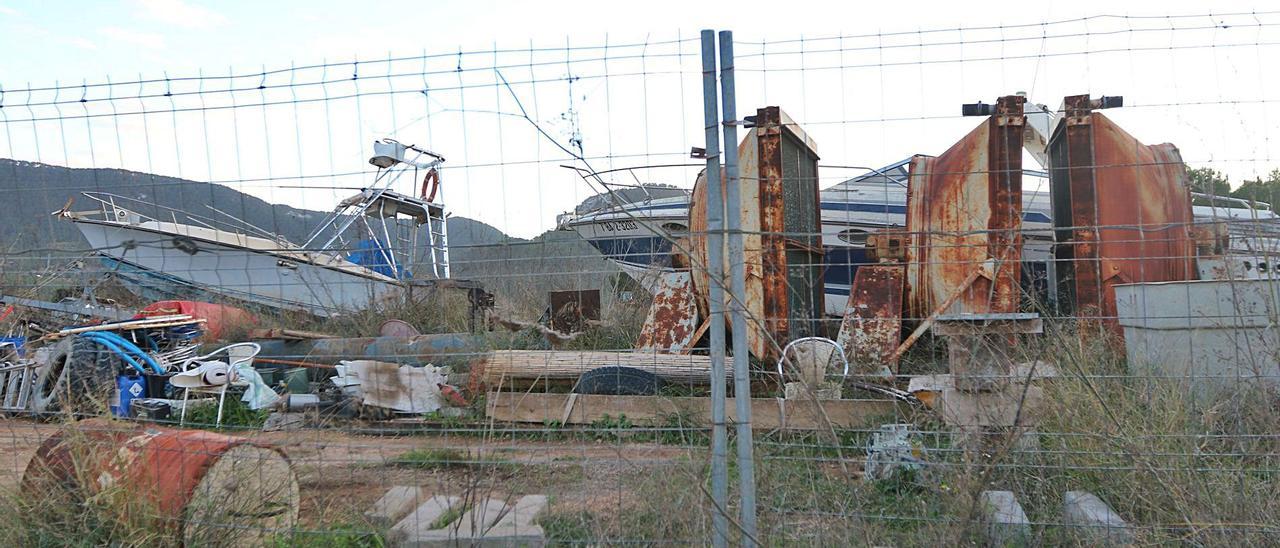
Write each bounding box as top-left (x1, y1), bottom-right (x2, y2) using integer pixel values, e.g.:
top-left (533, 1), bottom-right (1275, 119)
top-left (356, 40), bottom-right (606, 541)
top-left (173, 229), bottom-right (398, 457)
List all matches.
top-left (0, 9), bottom-right (1279, 546)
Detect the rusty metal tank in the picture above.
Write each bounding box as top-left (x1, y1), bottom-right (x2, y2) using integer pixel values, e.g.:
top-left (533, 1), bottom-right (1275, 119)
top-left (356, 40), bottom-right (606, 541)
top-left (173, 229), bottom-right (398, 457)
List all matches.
top-left (23, 419), bottom-right (299, 545)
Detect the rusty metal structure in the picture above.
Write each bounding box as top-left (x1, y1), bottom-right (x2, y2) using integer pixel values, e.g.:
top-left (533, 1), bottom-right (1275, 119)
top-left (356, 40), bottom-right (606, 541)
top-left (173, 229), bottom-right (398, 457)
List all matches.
top-left (755, 106), bottom-right (825, 349)
top-left (836, 265), bottom-right (905, 375)
top-left (689, 106), bottom-right (823, 361)
top-left (24, 420), bottom-right (299, 543)
top-left (635, 272), bottom-right (701, 352)
top-left (906, 95), bottom-right (1027, 317)
top-left (1049, 94), bottom-right (1197, 329)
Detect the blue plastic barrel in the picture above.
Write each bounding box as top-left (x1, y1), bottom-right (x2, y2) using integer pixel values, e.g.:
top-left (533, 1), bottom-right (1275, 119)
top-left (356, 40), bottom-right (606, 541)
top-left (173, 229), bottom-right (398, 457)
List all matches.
top-left (113, 375), bottom-right (148, 417)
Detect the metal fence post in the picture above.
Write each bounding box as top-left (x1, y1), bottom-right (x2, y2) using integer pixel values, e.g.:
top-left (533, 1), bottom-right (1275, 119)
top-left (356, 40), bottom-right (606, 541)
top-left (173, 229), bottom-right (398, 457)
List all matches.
top-left (699, 28), bottom-right (731, 548)
top-left (719, 29), bottom-right (759, 544)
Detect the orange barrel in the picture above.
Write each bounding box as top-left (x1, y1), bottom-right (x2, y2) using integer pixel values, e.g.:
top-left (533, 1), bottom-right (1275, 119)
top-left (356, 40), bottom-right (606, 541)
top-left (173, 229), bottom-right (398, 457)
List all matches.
top-left (23, 419), bottom-right (299, 545)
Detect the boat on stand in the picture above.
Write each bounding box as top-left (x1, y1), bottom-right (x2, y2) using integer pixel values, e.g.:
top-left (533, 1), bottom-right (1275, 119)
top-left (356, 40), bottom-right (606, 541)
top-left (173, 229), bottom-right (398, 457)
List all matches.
top-left (58, 139), bottom-right (485, 317)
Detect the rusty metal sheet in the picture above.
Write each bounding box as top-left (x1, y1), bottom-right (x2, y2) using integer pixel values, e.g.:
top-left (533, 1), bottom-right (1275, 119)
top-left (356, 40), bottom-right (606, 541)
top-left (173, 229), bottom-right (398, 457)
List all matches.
top-left (906, 95), bottom-right (1025, 318)
top-left (835, 264), bottom-right (905, 375)
top-left (549, 289), bottom-right (601, 333)
top-left (1049, 95), bottom-right (1196, 329)
top-left (635, 271), bottom-right (700, 352)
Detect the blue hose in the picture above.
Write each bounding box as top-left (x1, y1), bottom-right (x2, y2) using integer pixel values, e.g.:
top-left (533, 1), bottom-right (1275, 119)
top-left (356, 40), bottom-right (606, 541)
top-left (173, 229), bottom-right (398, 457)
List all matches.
top-left (79, 332), bottom-right (165, 374)
top-left (95, 332), bottom-right (165, 374)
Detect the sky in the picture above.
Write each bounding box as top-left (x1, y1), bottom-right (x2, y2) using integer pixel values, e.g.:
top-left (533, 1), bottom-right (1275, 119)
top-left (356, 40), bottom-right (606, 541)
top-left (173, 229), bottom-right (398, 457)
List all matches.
top-left (2, 0), bottom-right (1280, 239)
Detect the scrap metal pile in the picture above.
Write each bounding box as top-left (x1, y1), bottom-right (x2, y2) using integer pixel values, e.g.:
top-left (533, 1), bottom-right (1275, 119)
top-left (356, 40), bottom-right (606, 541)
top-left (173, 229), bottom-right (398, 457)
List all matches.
top-left (0, 93), bottom-right (1267, 433)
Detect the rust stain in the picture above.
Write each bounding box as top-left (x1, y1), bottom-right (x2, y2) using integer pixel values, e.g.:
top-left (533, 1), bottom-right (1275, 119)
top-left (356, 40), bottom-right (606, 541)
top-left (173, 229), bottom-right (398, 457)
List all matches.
top-left (906, 95), bottom-right (1025, 317)
top-left (1051, 95), bottom-right (1196, 332)
top-left (837, 265), bottom-right (905, 375)
top-left (636, 271), bottom-right (699, 352)
top-left (688, 129), bottom-right (768, 359)
top-left (756, 106), bottom-right (791, 346)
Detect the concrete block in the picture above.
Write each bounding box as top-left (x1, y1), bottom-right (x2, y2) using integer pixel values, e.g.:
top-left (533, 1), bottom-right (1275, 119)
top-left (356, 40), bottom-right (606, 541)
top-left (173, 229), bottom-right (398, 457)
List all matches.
top-left (483, 495), bottom-right (548, 545)
top-left (388, 495), bottom-right (460, 546)
top-left (979, 491), bottom-right (1030, 546)
top-left (392, 495), bottom-right (547, 547)
top-left (366, 486), bottom-right (431, 527)
top-left (1063, 491), bottom-right (1133, 545)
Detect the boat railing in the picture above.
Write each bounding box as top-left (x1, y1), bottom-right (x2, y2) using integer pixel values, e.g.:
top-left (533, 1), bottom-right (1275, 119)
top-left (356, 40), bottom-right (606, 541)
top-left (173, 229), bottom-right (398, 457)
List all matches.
top-left (76, 192), bottom-right (295, 248)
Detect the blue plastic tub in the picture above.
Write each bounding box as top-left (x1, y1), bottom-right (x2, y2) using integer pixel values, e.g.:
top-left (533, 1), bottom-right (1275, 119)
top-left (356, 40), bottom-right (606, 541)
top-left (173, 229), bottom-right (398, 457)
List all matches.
top-left (112, 375), bottom-right (148, 417)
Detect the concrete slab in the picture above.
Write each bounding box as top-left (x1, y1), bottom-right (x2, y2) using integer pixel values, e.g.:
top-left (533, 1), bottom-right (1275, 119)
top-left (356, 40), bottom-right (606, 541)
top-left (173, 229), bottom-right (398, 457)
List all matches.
top-left (366, 485), bottom-right (431, 527)
top-left (391, 495), bottom-right (548, 547)
top-left (483, 495), bottom-right (548, 545)
top-left (388, 495), bottom-right (460, 546)
top-left (907, 362), bottom-right (1057, 428)
top-left (979, 491), bottom-right (1030, 546)
top-left (1063, 491), bottom-right (1133, 545)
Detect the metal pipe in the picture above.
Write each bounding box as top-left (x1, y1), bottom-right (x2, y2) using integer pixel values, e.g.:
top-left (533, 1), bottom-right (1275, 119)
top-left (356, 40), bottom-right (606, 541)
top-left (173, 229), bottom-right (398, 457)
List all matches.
top-left (719, 29), bottom-right (759, 544)
top-left (700, 29), bottom-right (730, 548)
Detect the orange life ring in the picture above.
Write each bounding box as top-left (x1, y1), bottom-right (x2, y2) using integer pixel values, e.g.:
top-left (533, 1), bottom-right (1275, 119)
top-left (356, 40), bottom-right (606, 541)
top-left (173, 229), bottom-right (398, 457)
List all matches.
top-left (420, 168), bottom-right (440, 202)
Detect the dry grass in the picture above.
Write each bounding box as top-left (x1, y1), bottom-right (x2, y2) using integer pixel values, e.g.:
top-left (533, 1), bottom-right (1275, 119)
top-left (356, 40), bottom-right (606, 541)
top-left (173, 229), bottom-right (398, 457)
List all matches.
top-left (2, 301), bottom-right (1278, 544)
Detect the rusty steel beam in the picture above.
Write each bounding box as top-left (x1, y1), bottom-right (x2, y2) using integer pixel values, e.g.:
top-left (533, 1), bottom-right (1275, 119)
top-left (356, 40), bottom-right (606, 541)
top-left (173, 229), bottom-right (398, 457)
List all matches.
top-left (1052, 94), bottom-right (1103, 322)
top-left (752, 106), bottom-right (823, 360)
top-left (756, 106), bottom-right (791, 343)
top-left (987, 95), bottom-right (1026, 313)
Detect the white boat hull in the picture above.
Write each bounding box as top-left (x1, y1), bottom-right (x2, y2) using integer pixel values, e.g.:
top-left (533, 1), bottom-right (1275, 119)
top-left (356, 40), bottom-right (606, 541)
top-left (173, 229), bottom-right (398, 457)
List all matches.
top-left (73, 220), bottom-right (400, 315)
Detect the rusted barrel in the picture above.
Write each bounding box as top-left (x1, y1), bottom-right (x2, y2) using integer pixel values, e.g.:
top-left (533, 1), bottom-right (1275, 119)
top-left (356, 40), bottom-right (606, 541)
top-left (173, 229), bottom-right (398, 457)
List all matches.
top-left (22, 419), bottom-right (299, 545)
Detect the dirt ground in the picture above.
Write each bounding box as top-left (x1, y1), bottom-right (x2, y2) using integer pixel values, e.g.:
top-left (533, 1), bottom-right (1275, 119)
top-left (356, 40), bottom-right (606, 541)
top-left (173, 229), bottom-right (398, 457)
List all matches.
top-left (0, 417), bottom-right (693, 533)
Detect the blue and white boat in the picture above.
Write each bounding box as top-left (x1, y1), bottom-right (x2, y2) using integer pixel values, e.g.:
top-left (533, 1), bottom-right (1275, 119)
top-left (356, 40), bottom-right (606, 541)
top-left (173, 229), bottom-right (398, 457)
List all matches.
top-left (558, 159), bottom-right (1280, 317)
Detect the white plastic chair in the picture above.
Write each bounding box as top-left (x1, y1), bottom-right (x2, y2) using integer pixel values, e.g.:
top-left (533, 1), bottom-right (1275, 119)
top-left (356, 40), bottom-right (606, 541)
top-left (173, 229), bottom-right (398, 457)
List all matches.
top-left (179, 342), bottom-right (261, 427)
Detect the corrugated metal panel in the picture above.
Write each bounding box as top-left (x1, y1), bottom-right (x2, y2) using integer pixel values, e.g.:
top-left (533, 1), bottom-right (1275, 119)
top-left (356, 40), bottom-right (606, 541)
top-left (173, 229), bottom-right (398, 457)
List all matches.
top-left (906, 95), bottom-right (1025, 317)
top-left (1050, 95), bottom-right (1196, 330)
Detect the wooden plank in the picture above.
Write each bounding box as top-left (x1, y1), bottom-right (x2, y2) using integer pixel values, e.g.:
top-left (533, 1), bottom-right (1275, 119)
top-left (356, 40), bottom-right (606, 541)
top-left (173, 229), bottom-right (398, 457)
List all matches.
top-left (480, 350), bottom-right (723, 385)
top-left (247, 328), bottom-right (337, 340)
top-left (485, 392), bottom-right (901, 430)
top-left (51, 315), bottom-right (204, 338)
